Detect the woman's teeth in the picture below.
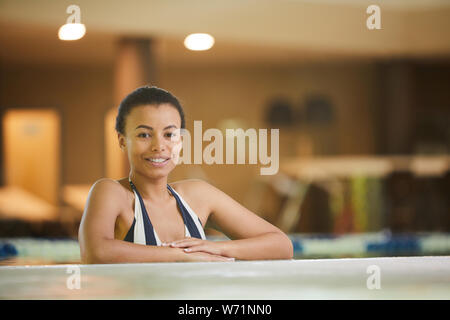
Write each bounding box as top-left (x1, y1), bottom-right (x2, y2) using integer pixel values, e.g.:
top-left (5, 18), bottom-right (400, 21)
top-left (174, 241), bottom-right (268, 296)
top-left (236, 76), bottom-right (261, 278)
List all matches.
top-left (148, 158), bottom-right (168, 163)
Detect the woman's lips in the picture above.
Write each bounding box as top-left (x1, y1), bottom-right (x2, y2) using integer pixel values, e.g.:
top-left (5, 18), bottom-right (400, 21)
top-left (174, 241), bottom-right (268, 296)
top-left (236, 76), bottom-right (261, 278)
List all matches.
top-left (145, 158), bottom-right (170, 167)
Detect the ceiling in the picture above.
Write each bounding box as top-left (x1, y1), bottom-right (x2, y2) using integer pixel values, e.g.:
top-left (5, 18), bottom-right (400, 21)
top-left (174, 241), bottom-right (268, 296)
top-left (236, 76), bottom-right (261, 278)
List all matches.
top-left (1, 0), bottom-right (449, 67)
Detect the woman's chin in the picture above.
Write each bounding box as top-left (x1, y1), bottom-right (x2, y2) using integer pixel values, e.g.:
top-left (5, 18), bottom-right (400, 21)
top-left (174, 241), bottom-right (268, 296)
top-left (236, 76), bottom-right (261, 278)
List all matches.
top-left (139, 165), bottom-right (175, 180)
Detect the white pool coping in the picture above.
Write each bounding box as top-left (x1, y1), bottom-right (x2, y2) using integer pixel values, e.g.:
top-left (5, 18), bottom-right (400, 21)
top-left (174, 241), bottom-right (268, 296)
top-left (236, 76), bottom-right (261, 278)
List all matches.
top-left (0, 256), bottom-right (449, 299)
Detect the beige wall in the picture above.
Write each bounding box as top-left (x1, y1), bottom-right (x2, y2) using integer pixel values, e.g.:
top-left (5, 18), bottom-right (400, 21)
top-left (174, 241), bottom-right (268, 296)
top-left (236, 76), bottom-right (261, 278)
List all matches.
top-left (160, 62), bottom-right (378, 203)
top-left (0, 60), bottom-right (377, 207)
top-left (0, 63), bottom-right (113, 186)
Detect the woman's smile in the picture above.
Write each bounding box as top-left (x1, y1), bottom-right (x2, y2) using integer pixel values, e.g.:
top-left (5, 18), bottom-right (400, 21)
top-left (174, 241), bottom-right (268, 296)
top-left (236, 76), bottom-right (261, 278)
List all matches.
top-left (145, 156), bottom-right (171, 167)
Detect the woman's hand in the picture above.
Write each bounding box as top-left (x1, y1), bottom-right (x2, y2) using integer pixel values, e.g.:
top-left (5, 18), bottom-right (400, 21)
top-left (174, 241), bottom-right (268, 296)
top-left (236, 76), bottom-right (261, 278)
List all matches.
top-left (165, 237), bottom-right (233, 260)
top-left (181, 251), bottom-right (235, 262)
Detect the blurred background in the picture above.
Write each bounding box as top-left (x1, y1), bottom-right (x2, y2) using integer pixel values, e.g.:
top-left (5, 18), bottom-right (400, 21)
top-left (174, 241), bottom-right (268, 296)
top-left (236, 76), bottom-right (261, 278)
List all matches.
top-left (0, 0), bottom-right (449, 264)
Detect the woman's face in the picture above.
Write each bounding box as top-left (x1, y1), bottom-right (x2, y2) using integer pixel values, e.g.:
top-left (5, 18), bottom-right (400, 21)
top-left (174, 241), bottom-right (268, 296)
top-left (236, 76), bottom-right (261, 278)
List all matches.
top-left (119, 104), bottom-right (182, 180)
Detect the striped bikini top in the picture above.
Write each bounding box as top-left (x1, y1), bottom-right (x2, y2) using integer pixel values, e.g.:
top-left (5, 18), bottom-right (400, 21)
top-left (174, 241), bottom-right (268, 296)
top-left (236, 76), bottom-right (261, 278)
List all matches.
top-left (123, 178), bottom-right (206, 246)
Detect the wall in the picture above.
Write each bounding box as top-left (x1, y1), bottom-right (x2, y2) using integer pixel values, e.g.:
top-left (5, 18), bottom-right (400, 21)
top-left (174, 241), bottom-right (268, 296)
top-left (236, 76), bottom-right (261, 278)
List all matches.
top-left (0, 63), bottom-right (113, 188)
top-left (161, 62), bottom-right (378, 204)
top-left (0, 59), bottom-right (378, 209)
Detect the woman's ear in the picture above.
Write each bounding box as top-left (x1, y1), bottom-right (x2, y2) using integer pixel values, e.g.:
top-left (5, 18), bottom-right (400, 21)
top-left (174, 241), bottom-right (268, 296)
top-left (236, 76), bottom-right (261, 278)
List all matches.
top-left (118, 133), bottom-right (126, 151)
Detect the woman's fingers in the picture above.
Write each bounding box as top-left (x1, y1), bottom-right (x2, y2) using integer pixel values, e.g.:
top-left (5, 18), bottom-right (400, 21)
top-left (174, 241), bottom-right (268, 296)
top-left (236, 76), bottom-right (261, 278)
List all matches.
top-left (167, 237), bottom-right (199, 248)
top-left (213, 255), bottom-right (235, 262)
top-left (190, 252), bottom-right (235, 262)
top-left (182, 245), bottom-right (208, 253)
top-left (164, 238), bottom-right (227, 257)
top-left (170, 240), bottom-right (199, 248)
top-left (185, 243), bottom-right (228, 257)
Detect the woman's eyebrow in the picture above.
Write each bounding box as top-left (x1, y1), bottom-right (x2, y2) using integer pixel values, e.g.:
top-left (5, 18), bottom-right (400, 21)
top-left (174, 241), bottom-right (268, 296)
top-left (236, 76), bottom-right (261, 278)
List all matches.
top-left (135, 125), bottom-right (178, 130)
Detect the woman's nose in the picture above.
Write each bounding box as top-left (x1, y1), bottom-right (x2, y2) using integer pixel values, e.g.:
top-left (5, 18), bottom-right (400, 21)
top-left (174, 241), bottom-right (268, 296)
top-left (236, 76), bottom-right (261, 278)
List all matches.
top-left (151, 136), bottom-right (165, 151)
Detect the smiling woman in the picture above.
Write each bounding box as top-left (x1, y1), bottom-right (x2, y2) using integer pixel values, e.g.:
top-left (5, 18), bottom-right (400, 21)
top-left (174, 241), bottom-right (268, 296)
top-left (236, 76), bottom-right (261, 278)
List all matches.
top-left (78, 86), bottom-right (293, 264)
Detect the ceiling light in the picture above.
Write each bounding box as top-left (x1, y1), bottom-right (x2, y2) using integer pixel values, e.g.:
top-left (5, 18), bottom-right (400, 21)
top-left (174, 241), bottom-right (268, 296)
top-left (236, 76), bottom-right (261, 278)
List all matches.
top-left (184, 33), bottom-right (215, 51)
top-left (58, 23), bottom-right (86, 41)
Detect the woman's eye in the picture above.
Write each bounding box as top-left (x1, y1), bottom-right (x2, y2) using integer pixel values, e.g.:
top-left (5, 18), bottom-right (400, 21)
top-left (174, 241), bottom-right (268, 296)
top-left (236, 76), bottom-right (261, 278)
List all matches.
top-left (138, 133), bottom-right (151, 138)
top-left (166, 132), bottom-right (175, 138)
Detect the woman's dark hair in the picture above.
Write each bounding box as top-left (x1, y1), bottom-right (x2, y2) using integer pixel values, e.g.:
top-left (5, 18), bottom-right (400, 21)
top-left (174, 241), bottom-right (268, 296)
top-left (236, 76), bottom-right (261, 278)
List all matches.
top-left (115, 86), bottom-right (185, 134)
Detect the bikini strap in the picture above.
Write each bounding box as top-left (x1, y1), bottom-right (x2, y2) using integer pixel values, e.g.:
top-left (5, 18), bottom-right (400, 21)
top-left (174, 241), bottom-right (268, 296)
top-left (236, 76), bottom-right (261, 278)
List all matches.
top-left (128, 177), bottom-right (157, 246)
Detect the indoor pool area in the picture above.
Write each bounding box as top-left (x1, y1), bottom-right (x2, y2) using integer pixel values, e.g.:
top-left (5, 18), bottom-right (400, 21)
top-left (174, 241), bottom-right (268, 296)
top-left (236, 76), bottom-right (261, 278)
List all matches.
top-left (1, 0), bottom-right (450, 302)
top-left (1, 233), bottom-right (449, 299)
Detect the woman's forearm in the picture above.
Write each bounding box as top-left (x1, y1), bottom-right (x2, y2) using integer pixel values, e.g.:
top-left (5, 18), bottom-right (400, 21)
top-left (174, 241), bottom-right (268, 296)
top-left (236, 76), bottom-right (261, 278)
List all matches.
top-left (82, 232), bottom-right (293, 263)
top-left (83, 238), bottom-right (187, 264)
top-left (219, 232), bottom-right (293, 260)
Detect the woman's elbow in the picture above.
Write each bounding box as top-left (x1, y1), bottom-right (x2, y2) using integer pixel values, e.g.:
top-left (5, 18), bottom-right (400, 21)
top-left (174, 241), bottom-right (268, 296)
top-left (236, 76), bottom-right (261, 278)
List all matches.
top-left (82, 252), bottom-right (102, 264)
top-left (80, 243), bottom-right (110, 264)
top-left (279, 233), bottom-right (294, 259)
top-left (80, 248), bottom-right (99, 264)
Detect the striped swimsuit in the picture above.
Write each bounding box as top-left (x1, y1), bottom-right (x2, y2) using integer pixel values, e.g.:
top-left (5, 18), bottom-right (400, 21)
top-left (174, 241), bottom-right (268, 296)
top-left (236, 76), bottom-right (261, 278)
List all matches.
top-left (124, 179), bottom-right (206, 245)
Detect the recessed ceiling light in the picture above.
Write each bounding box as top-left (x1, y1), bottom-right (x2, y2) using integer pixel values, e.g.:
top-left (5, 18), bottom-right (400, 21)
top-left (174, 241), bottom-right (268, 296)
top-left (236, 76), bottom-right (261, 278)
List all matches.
top-left (184, 33), bottom-right (215, 51)
top-left (58, 23), bottom-right (86, 41)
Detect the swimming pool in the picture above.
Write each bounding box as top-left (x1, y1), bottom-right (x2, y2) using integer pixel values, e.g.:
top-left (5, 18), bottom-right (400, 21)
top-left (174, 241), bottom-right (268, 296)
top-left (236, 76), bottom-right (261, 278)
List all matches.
top-left (0, 256), bottom-right (449, 299)
top-left (1, 233), bottom-right (449, 299)
top-left (1, 232), bottom-right (449, 265)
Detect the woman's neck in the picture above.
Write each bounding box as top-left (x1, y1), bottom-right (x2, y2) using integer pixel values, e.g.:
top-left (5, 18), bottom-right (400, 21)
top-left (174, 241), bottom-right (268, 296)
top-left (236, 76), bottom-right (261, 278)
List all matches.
top-left (128, 171), bottom-right (171, 202)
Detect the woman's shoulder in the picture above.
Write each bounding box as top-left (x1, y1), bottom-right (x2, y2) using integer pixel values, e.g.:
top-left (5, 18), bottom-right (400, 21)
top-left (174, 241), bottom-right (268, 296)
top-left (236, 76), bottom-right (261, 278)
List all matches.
top-left (170, 178), bottom-right (211, 190)
top-left (87, 178), bottom-right (131, 203)
top-left (169, 179), bottom-right (216, 200)
top-left (169, 179), bottom-right (219, 220)
top-left (90, 177), bottom-right (125, 190)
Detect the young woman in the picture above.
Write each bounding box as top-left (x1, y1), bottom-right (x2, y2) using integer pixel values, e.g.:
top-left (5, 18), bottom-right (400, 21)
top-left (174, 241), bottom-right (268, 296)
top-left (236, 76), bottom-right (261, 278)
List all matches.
top-left (78, 86), bottom-right (293, 263)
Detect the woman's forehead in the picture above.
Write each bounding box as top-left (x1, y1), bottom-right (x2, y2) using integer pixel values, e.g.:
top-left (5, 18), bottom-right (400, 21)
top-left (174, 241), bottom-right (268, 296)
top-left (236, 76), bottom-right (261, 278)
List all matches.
top-left (127, 104), bottom-right (181, 128)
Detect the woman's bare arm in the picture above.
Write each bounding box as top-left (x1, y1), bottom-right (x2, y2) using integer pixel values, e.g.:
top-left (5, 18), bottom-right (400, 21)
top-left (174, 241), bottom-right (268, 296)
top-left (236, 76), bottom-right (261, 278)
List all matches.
top-left (171, 180), bottom-right (293, 260)
top-left (78, 179), bottom-right (232, 263)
